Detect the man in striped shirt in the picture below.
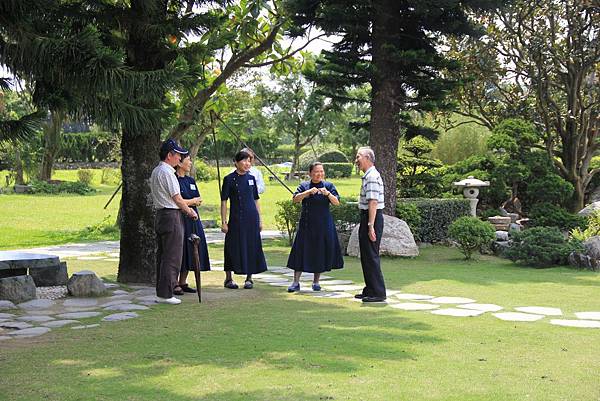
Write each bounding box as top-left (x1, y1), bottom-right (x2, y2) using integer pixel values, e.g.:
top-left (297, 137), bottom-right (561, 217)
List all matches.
top-left (354, 147), bottom-right (387, 302)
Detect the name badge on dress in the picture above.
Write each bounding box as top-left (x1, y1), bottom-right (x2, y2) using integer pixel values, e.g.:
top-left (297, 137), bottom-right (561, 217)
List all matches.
top-left (249, 180), bottom-right (254, 186)
top-left (190, 184), bottom-right (197, 190)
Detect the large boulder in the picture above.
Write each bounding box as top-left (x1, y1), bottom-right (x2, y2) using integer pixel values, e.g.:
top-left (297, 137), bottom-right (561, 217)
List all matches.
top-left (0, 275), bottom-right (36, 303)
top-left (67, 270), bottom-right (107, 297)
top-left (578, 201), bottom-right (600, 217)
top-left (583, 236), bottom-right (600, 260)
top-left (347, 214), bottom-right (419, 257)
top-left (30, 262), bottom-right (68, 287)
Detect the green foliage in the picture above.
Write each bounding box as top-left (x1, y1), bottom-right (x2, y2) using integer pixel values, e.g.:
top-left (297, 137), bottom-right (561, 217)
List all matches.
top-left (100, 168), bottom-right (121, 185)
top-left (432, 120), bottom-right (490, 164)
top-left (274, 200), bottom-right (302, 245)
top-left (76, 169), bottom-right (94, 185)
top-left (298, 147), bottom-right (348, 171)
top-left (331, 200), bottom-right (361, 232)
top-left (59, 131), bottom-right (118, 162)
top-left (529, 203), bottom-right (587, 231)
top-left (395, 202), bottom-right (422, 239)
top-left (570, 211), bottom-right (600, 242)
top-left (524, 173), bottom-right (573, 207)
top-left (479, 208), bottom-right (503, 219)
top-left (448, 216), bottom-right (495, 260)
top-left (397, 136), bottom-right (443, 198)
top-left (29, 180), bottom-right (96, 195)
top-left (194, 160), bottom-right (216, 182)
top-left (397, 198), bottom-right (471, 243)
top-left (322, 162), bottom-right (352, 178)
top-left (505, 227), bottom-right (574, 267)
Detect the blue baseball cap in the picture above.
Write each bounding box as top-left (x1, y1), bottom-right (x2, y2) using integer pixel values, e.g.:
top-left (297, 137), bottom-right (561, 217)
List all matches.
top-left (160, 138), bottom-right (188, 155)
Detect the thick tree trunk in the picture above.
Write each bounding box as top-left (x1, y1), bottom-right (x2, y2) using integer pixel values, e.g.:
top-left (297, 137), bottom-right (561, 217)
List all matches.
top-left (38, 110), bottom-right (64, 181)
top-left (117, 129), bottom-right (161, 284)
top-left (370, 0), bottom-right (402, 215)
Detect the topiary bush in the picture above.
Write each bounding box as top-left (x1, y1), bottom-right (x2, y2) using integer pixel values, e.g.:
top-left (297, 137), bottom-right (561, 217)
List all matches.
top-left (397, 198), bottom-right (471, 243)
top-left (331, 199), bottom-right (361, 232)
top-left (76, 169), bottom-right (94, 185)
top-left (448, 216), bottom-right (495, 260)
top-left (194, 159), bottom-right (216, 182)
top-left (528, 202), bottom-right (587, 231)
top-left (504, 226), bottom-right (574, 267)
top-left (298, 147), bottom-right (349, 170)
top-left (275, 200), bottom-right (302, 245)
top-left (29, 180), bottom-right (95, 195)
top-left (322, 162), bottom-right (353, 178)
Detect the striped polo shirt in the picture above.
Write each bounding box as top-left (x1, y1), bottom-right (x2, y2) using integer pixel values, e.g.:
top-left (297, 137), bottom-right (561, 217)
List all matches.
top-left (359, 166), bottom-right (385, 210)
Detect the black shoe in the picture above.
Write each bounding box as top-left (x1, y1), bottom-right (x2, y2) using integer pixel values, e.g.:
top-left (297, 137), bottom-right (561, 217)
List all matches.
top-left (243, 279), bottom-right (254, 289)
top-left (181, 284), bottom-right (197, 293)
top-left (362, 296), bottom-right (386, 303)
top-left (224, 280), bottom-right (239, 289)
top-left (354, 293), bottom-right (365, 299)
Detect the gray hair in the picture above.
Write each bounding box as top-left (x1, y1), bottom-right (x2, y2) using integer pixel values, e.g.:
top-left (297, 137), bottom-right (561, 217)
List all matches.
top-left (240, 147), bottom-right (255, 157)
top-left (357, 146), bottom-right (375, 163)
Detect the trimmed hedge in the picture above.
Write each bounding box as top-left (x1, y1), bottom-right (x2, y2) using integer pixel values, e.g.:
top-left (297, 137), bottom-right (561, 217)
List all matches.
top-left (322, 162), bottom-right (353, 178)
top-left (298, 148), bottom-right (349, 170)
top-left (397, 198), bottom-right (471, 243)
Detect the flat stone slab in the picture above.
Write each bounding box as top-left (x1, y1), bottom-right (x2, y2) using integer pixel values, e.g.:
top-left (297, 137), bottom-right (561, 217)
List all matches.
top-left (428, 297), bottom-right (476, 304)
top-left (112, 290), bottom-right (130, 295)
top-left (9, 327), bottom-right (51, 337)
top-left (390, 302), bottom-right (440, 311)
top-left (309, 292), bottom-right (353, 299)
top-left (254, 277), bottom-right (291, 283)
top-left (41, 320), bottom-right (80, 328)
top-left (267, 282), bottom-right (293, 287)
top-left (131, 288), bottom-right (155, 296)
top-left (574, 312), bottom-right (600, 320)
top-left (321, 284), bottom-right (364, 292)
top-left (103, 304), bottom-right (149, 311)
top-left (56, 311), bottom-right (102, 319)
top-left (514, 306), bottom-right (562, 316)
top-left (0, 336), bottom-right (10, 341)
top-left (0, 251), bottom-right (59, 269)
top-left (103, 312), bottom-right (139, 321)
top-left (431, 308), bottom-right (485, 317)
top-left (63, 298), bottom-right (99, 307)
top-left (72, 324), bottom-right (100, 329)
top-left (16, 315), bottom-right (55, 322)
top-left (550, 319), bottom-right (600, 328)
top-left (103, 283), bottom-right (120, 289)
top-left (17, 299), bottom-right (55, 309)
top-left (394, 293), bottom-right (434, 300)
top-left (0, 312), bottom-right (16, 319)
top-left (493, 312), bottom-right (545, 322)
top-left (101, 300), bottom-right (134, 307)
top-left (0, 321), bottom-right (34, 329)
top-left (315, 280), bottom-right (354, 285)
top-left (386, 290), bottom-right (401, 296)
top-left (108, 294), bottom-right (134, 300)
top-left (457, 303), bottom-right (503, 312)
top-left (135, 295), bottom-right (158, 302)
top-left (0, 301), bottom-right (17, 310)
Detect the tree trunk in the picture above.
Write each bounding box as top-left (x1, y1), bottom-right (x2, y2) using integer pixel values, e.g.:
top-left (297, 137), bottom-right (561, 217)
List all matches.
top-left (370, 0), bottom-right (402, 215)
top-left (38, 110), bottom-right (64, 181)
top-left (117, 129), bottom-right (161, 284)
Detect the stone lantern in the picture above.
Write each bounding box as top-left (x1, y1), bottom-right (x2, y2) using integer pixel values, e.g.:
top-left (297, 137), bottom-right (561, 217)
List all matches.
top-left (453, 176), bottom-right (490, 216)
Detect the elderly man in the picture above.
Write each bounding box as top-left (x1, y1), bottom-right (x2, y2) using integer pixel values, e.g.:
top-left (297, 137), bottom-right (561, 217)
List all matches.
top-left (150, 138), bottom-right (198, 305)
top-left (240, 147), bottom-right (266, 194)
top-left (354, 147), bottom-right (387, 302)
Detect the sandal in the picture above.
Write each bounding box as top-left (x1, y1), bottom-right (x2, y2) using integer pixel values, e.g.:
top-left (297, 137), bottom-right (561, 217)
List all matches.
top-left (173, 286), bottom-right (184, 296)
top-left (181, 284), bottom-right (197, 293)
top-left (243, 279), bottom-right (254, 289)
top-left (224, 279), bottom-right (239, 290)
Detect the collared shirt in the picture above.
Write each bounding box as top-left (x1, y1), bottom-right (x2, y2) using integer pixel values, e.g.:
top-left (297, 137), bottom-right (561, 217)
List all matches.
top-left (250, 166), bottom-right (265, 194)
top-left (150, 161), bottom-right (180, 209)
top-left (359, 166), bottom-right (385, 210)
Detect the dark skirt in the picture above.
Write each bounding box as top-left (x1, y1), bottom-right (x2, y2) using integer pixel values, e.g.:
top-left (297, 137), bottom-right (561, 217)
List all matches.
top-left (181, 213), bottom-right (211, 272)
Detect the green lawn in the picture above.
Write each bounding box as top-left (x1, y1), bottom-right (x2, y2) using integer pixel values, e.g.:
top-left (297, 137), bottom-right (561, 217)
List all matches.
top-left (0, 168), bottom-right (362, 250)
top-left (1, 244), bottom-right (599, 401)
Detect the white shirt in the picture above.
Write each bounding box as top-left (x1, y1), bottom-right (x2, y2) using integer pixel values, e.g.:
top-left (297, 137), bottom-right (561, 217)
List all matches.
top-left (150, 161), bottom-right (180, 209)
top-left (359, 166), bottom-right (385, 210)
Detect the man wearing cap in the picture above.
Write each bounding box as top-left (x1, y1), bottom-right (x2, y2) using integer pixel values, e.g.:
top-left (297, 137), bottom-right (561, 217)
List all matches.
top-left (150, 138), bottom-right (198, 305)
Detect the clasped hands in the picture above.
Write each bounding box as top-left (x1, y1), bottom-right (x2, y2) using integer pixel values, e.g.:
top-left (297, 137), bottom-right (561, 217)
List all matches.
top-left (307, 187), bottom-right (331, 197)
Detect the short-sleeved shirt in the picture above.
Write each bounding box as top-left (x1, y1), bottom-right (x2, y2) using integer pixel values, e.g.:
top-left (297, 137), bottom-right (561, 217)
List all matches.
top-left (359, 166), bottom-right (385, 210)
top-left (150, 161), bottom-right (180, 209)
top-left (230, 166), bottom-right (265, 194)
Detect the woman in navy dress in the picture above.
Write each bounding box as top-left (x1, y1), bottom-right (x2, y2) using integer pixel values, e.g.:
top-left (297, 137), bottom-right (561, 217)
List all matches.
top-left (286, 161), bottom-right (344, 292)
top-left (221, 150), bottom-right (267, 289)
top-left (174, 154), bottom-right (211, 295)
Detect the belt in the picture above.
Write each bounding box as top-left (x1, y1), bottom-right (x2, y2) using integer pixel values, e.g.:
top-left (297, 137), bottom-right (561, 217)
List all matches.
top-left (158, 208), bottom-right (180, 211)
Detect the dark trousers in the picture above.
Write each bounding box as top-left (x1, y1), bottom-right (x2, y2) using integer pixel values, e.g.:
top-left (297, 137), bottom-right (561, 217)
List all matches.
top-left (155, 209), bottom-right (184, 298)
top-left (359, 209), bottom-right (386, 298)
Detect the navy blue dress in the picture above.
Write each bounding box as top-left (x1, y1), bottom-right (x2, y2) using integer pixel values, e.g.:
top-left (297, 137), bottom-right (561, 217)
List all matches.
top-left (287, 181), bottom-right (344, 273)
top-left (221, 171), bottom-right (267, 275)
top-left (177, 175), bottom-right (211, 272)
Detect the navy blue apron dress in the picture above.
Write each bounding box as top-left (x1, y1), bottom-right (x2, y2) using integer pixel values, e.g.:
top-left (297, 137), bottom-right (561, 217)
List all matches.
top-left (177, 175), bottom-right (211, 272)
top-left (286, 181), bottom-right (344, 273)
top-left (221, 171), bottom-right (267, 275)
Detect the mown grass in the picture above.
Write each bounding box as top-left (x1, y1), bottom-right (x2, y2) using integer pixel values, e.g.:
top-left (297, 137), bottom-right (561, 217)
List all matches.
top-left (0, 168), bottom-right (362, 250)
top-left (1, 244), bottom-right (599, 401)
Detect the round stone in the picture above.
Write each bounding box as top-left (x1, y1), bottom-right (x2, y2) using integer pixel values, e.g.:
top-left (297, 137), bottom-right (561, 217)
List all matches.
top-left (492, 312), bottom-right (545, 322)
top-left (514, 306), bottom-right (562, 316)
top-left (428, 297), bottom-right (476, 304)
top-left (550, 319), bottom-right (600, 328)
top-left (431, 308), bottom-right (485, 317)
top-left (390, 302), bottom-right (440, 311)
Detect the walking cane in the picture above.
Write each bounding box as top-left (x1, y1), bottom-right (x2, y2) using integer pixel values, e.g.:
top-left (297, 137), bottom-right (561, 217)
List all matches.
top-left (188, 224), bottom-right (202, 303)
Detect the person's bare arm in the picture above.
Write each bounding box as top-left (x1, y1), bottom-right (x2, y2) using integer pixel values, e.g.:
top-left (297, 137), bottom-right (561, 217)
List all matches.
top-left (368, 199), bottom-right (377, 242)
top-left (293, 187), bottom-right (318, 203)
top-left (220, 200), bottom-right (228, 233)
top-left (183, 197), bottom-right (202, 207)
top-left (172, 194), bottom-right (198, 220)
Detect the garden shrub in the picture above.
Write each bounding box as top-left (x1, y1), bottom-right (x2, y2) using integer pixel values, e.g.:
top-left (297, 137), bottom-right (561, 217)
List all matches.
top-left (194, 159), bottom-right (216, 182)
top-left (275, 200), bottom-right (301, 245)
top-left (322, 162), bottom-right (352, 178)
top-left (395, 202), bottom-right (422, 240)
top-left (298, 147), bottom-right (348, 170)
top-left (528, 202), bottom-right (587, 231)
top-left (397, 198), bottom-right (471, 243)
top-left (76, 169), bottom-right (94, 185)
top-left (29, 180), bottom-right (95, 195)
top-left (448, 216), bottom-right (495, 260)
top-left (479, 208), bottom-right (503, 219)
top-left (504, 226), bottom-right (574, 267)
top-left (570, 210), bottom-right (600, 242)
top-left (101, 168), bottom-right (121, 185)
top-left (331, 199), bottom-right (361, 232)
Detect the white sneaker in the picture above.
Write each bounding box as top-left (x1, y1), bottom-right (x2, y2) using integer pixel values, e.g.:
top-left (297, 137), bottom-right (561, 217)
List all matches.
top-left (157, 296), bottom-right (181, 305)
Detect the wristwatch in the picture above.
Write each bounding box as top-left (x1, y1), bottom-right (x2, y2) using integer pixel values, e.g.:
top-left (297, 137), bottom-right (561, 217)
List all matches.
top-left (367, 222), bottom-right (374, 227)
